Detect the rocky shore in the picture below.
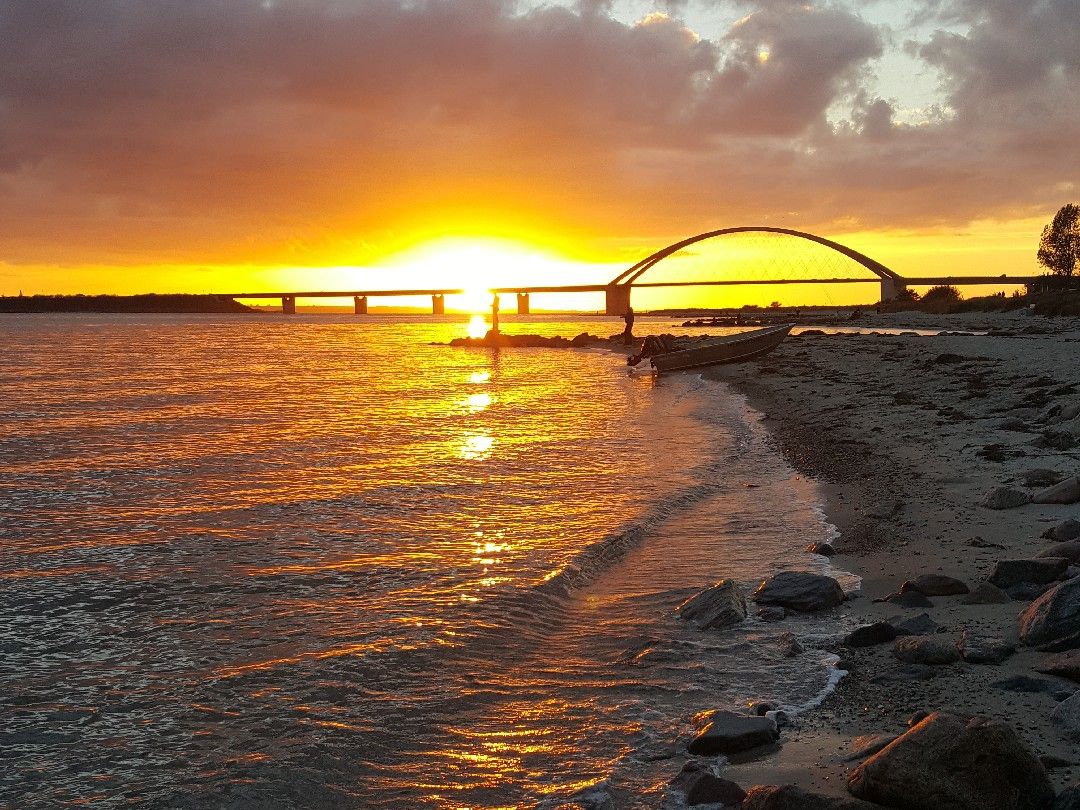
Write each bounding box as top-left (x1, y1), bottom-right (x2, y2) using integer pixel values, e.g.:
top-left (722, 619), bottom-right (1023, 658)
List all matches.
top-left (638, 311), bottom-right (1080, 809)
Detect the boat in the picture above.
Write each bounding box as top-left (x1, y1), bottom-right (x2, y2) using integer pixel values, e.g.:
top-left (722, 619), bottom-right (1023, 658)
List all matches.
top-left (642, 323), bottom-right (794, 373)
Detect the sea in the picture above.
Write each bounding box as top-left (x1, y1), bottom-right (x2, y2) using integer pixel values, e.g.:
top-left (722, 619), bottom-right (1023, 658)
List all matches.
top-left (0, 314), bottom-right (854, 809)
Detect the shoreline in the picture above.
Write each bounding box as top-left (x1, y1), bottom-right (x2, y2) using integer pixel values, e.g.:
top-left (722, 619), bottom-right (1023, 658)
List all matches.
top-left (690, 310), bottom-right (1080, 801)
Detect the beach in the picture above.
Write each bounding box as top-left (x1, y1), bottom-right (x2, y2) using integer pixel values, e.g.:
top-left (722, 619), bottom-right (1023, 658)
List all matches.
top-left (688, 311), bottom-right (1080, 804)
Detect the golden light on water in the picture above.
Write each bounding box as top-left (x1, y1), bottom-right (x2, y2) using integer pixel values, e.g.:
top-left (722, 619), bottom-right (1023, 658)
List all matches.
top-left (467, 315), bottom-right (489, 338)
top-left (461, 433), bottom-right (495, 460)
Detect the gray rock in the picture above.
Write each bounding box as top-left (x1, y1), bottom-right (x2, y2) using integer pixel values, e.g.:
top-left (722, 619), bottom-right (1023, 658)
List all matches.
top-left (961, 631), bottom-right (1015, 665)
top-left (982, 486), bottom-right (1031, 509)
top-left (1033, 476), bottom-right (1080, 505)
top-left (753, 571), bottom-right (845, 613)
top-left (1035, 430), bottom-right (1077, 451)
top-left (677, 580), bottom-right (747, 630)
top-left (806, 541), bottom-right (835, 556)
top-left (1062, 404), bottom-right (1080, 421)
top-left (883, 589), bottom-right (933, 608)
top-left (1019, 576), bottom-right (1080, 649)
top-left (843, 733), bottom-right (899, 762)
top-left (764, 709), bottom-right (791, 728)
top-left (1022, 468), bottom-right (1066, 487)
top-left (907, 710), bottom-right (931, 726)
top-left (686, 711), bottom-right (779, 755)
top-left (998, 417), bottom-right (1029, 432)
top-left (743, 785), bottom-right (879, 810)
top-left (1051, 692), bottom-right (1080, 741)
top-left (993, 675), bottom-right (1072, 700)
top-left (960, 582), bottom-right (1011, 604)
top-left (669, 761), bottom-right (746, 807)
top-left (776, 631), bottom-right (803, 657)
top-left (756, 605), bottom-right (786, 621)
top-left (749, 701), bottom-right (778, 717)
top-left (1043, 518), bottom-right (1080, 542)
top-left (1055, 784), bottom-right (1080, 810)
top-left (1007, 581), bottom-right (1056, 601)
top-left (846, 711), bottom-right (1055, 810)
top-left (893, 635), bottom-right (962, 665)
top-left (1038, 542), bottom-right (1080, 565)
top-left (902, 574), bottom-right (969, 596)
top-left (988, 557), bottom-right (1069, 588)
top-left (845, 622), bottom-right (899, 648)
top-left (890, 612), bottom-right (938, 636)
top-left (1035, 650), bottom-right (1080, 683)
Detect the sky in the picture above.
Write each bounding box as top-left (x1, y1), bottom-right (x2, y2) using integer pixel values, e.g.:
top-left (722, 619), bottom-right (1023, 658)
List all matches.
top-left (0, 0), bottom-right (1077, 308)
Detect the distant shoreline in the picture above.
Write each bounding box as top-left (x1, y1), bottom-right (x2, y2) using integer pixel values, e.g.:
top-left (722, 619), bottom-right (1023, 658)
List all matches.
top-left (0, 294), bottom-right (256, 314)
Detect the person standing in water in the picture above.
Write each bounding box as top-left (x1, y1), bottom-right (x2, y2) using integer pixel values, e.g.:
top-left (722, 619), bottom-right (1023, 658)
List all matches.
top-left (622, 305), bottom-right (635, 346)
top-left (491, 294), bottom-right (500, 336)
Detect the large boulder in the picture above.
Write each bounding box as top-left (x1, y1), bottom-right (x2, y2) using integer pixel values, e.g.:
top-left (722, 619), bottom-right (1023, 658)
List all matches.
top-left (847, 711), bottom-right (1055, 810)
top-left (677, 580), bottom-right (747, 630)
top-left (1035, 650), bottom-right (1080, 683)
top-left (903, 575), bottom-right (969, 596)
top-left (988, 558), bottom-right (1069, 588)
top-left (1043, 518), bottom-right (1080, 542)
top-left (1033, 477), bottom-right (1080, 505)
top-left (960, 582), bottom-right (1011, 605)
top-left (1019, 576), bottom-right (1080, 649)
top-left (1052, 692), bottom-right (1080, 742)
top-left (686, 711), bottom-right (779, 755)
top-left (1038, 542), bottom-right (1080, 565)
top-left (743, 784), bottom-right (879, 809)
top-left (982, 487), bottom-right (1031, 509)
top-left (669, 761), bottom-right (746, 807)
top-left (893, 636), bottom-right (962, 665)
top-left (1056, 784), bottom-right (1080, 810)
top-left (753, 571), bottom-right (845, 612)
top-left (960, 630), bottom-right (1015, 665)
top-left (845, 622), bottom-right (900, 648)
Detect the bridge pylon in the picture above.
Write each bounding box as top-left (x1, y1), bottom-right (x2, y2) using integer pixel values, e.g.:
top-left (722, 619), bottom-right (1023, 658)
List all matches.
top-left (605, 285), bottom-right (631, 316)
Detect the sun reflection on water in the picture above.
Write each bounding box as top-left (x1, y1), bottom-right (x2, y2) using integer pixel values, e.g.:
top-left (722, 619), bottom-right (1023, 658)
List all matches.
top-left (464, 392), bottom-right (492, 411)
top-left (460, 433), bottom-right (495, 460)
top-left (467, 315), bottom-right (488, 339)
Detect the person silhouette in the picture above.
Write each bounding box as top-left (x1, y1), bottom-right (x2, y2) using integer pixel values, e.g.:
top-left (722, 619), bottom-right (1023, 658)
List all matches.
top-left (622, 305), bottom-right (635, 346)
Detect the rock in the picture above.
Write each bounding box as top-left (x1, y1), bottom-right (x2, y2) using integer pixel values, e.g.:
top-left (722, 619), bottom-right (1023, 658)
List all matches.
top-left (845, 622), bottom-right (899, 648)
top-left (903, 574), bottom-right (969, 596)
top-left (678, 580), bottom-right (747, 630)
top-left (846, 711), bottom-right (1055, 810)
top-left (1051, 692), bottom-right (1080, 741)
top-left (970, 535), bottom-right (1007, 549)
top-left (1035, 650), bottom-right (1080, 683)
top-left (1062, 404), bottom-right (1080, 421)
top-left (961, 631), bottom-right (1015, 664)
top-left (669, 761), bottom-right (746, 807)
top-left (776, 631), bottom-right (803, 657)
top-left (907, 710), bottom-right (931, 726)
top-left (1007, 581), bottom-right (1056, 601)
top-left (756, 605), bottom-right (786, 621)
top-left (989, 557), bottom-right (1070, 588)
top-left (982, 486), bottom-right (1031, 509)
top-left (1023, 468), bottom-right (1066, 487)
top-left (960, 582), bottom-right (1011, 604)
top-left (764, 709), bottom-right (791, 728)
top-left (1040, 754), bottom-right (1077, 770)
top-left (894, 635), bottom-right (961, 665)
top-left (1043, 518), bottom-right (1080, 542)
top-left (753, 571), bottom-right (845, 612)
top-left (993, 675), bottom-right (1073, 700)
top-left (933, 352), bottom-right (966, 364)
top-left (1055, 784), bottom-right (1080, 810)
top-left (890, 613), bottom-right (938, 636)
top-left (883, 590), bottom-right (934, 608)
top-left (1034, 430), bottom-right (1077, 451)
top-left (686, 711), bottom-right (779, 756)
top-left (1019, 577), bottom-right (1080, 649)
top-left (806, 541), bottom-right (835, 556)
top-left (997, 417), bottom-right (1029, 432)
top-left (743, 784), bottom-right (879, 809)
top-left (749, 701), bottom-right (778, 717)
top-left (978, 444), bottom-right (1008, 462)
top-left (1033, 476), bottom-right (1080, 505)
top-left (1038, 542), bottom-right (1080, 565)
top-left (843, 733), bottom-right (899, 762)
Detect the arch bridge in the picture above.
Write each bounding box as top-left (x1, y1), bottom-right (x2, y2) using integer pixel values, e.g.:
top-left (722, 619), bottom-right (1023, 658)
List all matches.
top-left (223, 226), bottom-right (1041, 314)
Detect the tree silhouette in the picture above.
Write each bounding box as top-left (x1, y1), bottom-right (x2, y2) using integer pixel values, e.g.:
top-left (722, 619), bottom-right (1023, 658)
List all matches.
top-left (1038, 204), bottom-right (1080, 276)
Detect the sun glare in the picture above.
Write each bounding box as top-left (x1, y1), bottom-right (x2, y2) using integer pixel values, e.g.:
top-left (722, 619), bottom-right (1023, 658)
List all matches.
top-left (467, 314), bottom-right (488, 338)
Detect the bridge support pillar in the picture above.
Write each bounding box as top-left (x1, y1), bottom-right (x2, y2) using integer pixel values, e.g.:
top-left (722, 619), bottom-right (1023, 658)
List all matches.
top-left (432, 294), bottom-right (445, 315)
top-left (354, 295), bottom-right (368, 315)
top-left (880, 277), bottom-right (907, 303)
top-left (516, 292), bottom-right (530, 315)
top-left (605, 285), bottom-right (631, 316)
top-left (282, 295), bottom-right (296, 315)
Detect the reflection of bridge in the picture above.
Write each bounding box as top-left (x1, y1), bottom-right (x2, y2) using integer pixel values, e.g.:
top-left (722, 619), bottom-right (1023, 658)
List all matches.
top-left (225, 227), bottom-right (1042, 314)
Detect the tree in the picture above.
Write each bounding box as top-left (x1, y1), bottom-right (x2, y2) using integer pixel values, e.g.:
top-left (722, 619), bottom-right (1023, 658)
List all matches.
top-left (1038, 203), bottom-right (1080, 276)
top-left (920, 285), bottom-right (962, 313)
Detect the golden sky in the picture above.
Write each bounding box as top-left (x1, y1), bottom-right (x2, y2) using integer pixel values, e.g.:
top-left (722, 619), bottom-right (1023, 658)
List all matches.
top-left (1, 1), bottom-right (1076, 307)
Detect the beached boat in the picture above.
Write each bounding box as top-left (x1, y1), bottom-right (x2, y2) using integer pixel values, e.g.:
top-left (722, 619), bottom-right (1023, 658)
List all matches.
top-left (646, 323), bottom-right (794, 373)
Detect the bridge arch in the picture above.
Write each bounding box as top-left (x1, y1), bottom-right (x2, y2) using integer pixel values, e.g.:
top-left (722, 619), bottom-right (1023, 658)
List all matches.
top-left (604, 226), bottom-right (903, 314)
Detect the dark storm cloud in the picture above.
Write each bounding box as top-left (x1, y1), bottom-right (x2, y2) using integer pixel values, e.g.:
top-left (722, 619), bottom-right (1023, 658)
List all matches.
top-left (0, 0), bottom-right (1076, 266)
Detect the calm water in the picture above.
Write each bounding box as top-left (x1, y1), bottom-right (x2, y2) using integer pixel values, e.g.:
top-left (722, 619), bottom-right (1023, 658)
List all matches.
top-left (0, 314), bottom-right (846, 809)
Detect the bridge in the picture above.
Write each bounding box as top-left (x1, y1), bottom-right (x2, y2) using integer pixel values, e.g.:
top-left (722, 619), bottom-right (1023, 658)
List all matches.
top-left (224, 227), bottom-right (1043, 315)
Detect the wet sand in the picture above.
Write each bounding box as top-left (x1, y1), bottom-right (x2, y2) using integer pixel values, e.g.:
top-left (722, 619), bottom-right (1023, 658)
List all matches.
top-left (700, 311), bottom-right (1080, 798)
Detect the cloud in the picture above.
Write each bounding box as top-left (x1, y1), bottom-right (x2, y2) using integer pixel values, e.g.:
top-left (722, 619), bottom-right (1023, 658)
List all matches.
top-left (0, 0), bottom-right (1076, 269)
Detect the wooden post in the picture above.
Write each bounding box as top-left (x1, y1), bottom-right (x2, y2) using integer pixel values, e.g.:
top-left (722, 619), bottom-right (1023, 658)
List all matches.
top-left (516, 292), bottom-right (530, 315)
top-left (432, 294), bottom-right (445, 315)
top-left (354, 295), bottom-right (368, 315)
top-left (282, 295), bottom-right (296, 314)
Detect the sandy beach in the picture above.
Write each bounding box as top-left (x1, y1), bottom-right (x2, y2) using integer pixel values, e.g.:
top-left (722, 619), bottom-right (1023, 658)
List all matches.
top-left (678, 311), bottom-right (1080, 805)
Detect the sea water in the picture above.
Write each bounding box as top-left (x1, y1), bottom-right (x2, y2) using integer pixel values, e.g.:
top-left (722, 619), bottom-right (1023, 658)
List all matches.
top-left (0, 314), bottom-right (847, 808)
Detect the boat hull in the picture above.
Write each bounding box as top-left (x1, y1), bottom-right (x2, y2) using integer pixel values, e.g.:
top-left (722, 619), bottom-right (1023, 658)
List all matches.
top-left (650, 324), bottom-right (793, 373)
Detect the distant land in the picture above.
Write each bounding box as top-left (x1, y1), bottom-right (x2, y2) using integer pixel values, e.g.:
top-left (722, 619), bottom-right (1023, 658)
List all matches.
top-left (0, 294), bottom-right (256, 314)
